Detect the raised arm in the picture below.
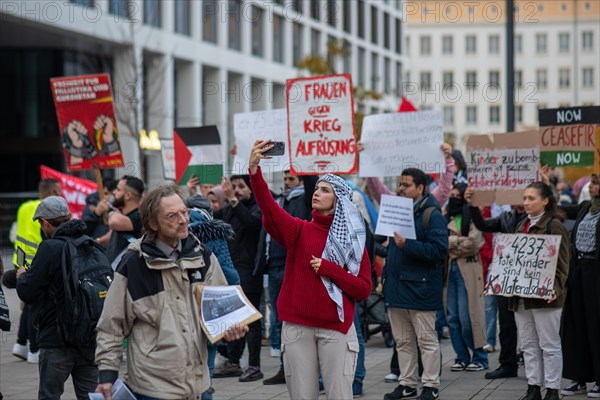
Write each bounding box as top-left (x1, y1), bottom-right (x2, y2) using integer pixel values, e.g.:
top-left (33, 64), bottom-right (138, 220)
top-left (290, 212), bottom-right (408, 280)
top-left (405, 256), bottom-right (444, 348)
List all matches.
top-left (431, 143), bottom-right (456, 206)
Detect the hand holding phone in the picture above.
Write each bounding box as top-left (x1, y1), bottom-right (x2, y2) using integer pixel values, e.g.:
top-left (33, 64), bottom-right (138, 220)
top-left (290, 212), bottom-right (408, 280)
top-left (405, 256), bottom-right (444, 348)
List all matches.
top-left (262, 141), bottom-right (285, 156)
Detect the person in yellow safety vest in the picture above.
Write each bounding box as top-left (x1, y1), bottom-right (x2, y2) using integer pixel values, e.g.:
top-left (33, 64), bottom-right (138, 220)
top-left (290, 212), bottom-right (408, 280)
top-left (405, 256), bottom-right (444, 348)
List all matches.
top-left (11, 178), bottom-right (62, 364)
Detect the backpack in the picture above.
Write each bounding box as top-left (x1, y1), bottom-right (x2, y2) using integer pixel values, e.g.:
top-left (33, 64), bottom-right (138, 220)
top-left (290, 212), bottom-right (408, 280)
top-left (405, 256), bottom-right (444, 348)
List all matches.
top-left (55, 235), bottom-right (114, 348)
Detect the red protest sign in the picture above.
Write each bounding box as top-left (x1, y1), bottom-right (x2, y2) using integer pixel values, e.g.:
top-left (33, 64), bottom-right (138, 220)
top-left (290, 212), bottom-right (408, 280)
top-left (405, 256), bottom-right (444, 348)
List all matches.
top-left (40, 165), bottom-right (97, 219)
top-left (50, 74), bottom-right (124, 171)
top-left (286, 74), bottom-right (357, 175)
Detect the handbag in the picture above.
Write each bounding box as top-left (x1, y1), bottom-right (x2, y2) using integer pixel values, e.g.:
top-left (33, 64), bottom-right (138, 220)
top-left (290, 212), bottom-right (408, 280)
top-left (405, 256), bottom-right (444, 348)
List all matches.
top-left (0, 284), bottom-right (11, 331)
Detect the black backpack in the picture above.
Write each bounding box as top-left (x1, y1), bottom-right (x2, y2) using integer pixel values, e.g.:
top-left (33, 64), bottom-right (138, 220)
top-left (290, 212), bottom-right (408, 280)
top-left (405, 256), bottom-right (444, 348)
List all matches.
top-left (55, 235), bottom-right (114, 348)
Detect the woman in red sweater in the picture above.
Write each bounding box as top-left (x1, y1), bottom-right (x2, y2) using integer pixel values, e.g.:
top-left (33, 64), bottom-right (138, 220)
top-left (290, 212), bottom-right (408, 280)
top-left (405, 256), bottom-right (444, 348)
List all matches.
top-left (248, 140), bottom-right (372, 399)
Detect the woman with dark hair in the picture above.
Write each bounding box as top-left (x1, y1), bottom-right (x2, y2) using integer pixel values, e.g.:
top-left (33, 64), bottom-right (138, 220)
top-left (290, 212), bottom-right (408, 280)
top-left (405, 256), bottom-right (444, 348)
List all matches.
top-left (248, 140), bottom-right (372, 400)
top-left (560, 174), bottom-right (600, 398)
top-left (445, 183), bottom-right (488, 372)
top-left (509, 182), bottom-right (570, 400)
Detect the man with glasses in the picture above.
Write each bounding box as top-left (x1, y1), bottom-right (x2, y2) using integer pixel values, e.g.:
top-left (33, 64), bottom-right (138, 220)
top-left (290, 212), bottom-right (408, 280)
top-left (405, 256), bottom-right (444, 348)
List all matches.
top-left (95, 185), bottom-right (247, 400)
top-left (95, 175), bottom-right (145, 262)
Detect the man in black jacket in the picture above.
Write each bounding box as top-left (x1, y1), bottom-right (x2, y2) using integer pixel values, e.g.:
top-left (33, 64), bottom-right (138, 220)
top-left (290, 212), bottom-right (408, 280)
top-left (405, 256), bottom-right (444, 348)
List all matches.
top-left (465, 188), bottom-right (526, 380)
top-left (16, 196), bottom-right (98, 399)
top-left (213, 174), bottom-right (264, 382)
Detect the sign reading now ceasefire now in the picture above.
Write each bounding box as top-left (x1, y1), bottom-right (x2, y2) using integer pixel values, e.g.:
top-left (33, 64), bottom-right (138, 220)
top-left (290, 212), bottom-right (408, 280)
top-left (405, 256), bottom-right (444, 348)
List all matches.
top-left (538, 105), bottom-right (600, 168)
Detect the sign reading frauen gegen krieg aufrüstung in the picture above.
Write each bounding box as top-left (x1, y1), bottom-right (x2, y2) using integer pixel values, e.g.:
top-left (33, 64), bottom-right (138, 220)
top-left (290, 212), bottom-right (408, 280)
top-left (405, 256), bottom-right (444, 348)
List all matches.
top-left (485, 233), bottom-right (562, 300)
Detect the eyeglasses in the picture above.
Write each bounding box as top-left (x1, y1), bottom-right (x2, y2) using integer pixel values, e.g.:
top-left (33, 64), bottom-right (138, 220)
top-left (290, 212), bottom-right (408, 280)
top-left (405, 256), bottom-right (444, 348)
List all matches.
top-left (397, 182), bottom-right (414, 189)
top-left (284, 177), bottom-right (299, 181)
top-left (163, 208), bottom-right (190, 222)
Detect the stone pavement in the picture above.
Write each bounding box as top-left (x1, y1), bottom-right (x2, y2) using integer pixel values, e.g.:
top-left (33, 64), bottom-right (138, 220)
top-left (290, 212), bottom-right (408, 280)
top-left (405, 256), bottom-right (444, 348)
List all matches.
top-left (0, 271), bottom-right (589, 399)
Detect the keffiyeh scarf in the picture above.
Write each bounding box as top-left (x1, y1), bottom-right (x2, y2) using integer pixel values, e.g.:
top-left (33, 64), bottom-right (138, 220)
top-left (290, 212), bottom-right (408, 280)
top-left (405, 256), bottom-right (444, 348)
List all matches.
top-left (318, 174), bottom-right (366, 322)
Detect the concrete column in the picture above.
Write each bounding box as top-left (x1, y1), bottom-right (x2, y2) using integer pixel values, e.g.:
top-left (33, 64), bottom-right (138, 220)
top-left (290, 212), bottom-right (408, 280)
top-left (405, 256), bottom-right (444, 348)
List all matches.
top-left (162, 0), bottom-right (173, 32)
top-left (176, 61), bottom-right (202, 127)
top-left (190, 0), bottom-right (201, 41)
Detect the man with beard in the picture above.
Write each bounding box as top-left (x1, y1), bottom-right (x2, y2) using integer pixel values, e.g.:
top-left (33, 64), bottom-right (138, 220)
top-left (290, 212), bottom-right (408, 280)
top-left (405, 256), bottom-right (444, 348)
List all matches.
top-left (96, 175), bottom-right (145, 262)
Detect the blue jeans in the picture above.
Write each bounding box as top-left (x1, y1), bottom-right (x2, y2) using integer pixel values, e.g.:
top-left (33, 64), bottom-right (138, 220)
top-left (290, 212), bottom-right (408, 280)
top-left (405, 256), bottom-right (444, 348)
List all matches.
top-left (484, 295), bottom-right (498, 346)
top-left (268, 265), bottom-right (285, 350)
top-left (354, 305), bottom-right (366, 381)
top-left (447, 261), bottom-right (488, 367)
top-left (435, 309), bottom-right (447, 340)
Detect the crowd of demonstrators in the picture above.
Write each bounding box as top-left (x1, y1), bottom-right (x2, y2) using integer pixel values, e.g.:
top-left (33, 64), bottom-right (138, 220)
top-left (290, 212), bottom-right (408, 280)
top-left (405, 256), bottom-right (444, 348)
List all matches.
top-left (249, 140), bottom-right (372, 399)
top-left (81, 178), bottom-right (117, 243)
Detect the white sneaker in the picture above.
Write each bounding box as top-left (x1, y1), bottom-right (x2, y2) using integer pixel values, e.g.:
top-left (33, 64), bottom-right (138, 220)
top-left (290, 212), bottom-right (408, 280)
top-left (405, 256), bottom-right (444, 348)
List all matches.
top-left (384, 372), bottom-right (399, 382)
top-left (12, 343), bottom-right (28, 360)
top-left (270, 348), bottom-right (281, 358)
top-left (561, 381), bottom-right (586, 396)
top-left (483, 344), bottom-right (496, 353)
top-left (588, 384), bottom-right (600, 398)
top-left (27, 351), bottom-right (39, 364)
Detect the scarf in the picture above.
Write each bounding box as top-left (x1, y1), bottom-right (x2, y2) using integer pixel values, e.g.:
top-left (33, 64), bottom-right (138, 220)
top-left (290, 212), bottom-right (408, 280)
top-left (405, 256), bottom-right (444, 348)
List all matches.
top-left (590, 196), bottom-right (600, 215)
top-left (317, 174), bottom-right (366, 322)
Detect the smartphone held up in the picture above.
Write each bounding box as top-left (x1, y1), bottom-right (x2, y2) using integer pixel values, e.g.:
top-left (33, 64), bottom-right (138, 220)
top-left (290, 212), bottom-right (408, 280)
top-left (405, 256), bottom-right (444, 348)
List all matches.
top-left (262, 141), bottom-right (285, 156)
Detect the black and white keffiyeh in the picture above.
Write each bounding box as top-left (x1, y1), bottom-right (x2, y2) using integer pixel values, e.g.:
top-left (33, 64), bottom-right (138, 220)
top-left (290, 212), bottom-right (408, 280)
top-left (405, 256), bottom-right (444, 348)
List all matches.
top-left (317, 174), bottom-right (366, 322)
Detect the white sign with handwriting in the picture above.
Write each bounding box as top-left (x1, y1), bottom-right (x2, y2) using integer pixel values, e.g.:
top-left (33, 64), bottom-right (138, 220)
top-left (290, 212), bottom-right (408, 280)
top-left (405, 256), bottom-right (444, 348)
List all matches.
top-left (375, 195), bottom-right (416, 239)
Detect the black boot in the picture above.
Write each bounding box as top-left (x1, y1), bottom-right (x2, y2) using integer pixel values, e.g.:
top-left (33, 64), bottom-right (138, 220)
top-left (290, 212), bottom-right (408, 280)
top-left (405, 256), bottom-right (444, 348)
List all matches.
top-left (543, 388), bottom-right (559, 400)
top-left (521, 385), bottom-right (542, 400)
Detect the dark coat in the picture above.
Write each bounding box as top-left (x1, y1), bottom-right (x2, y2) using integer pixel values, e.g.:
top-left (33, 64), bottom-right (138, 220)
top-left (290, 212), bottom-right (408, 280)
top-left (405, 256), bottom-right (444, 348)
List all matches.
top-left (469, 206), bottom-right (527, 234)
top-left (383, 194), bottom-right (449, 311)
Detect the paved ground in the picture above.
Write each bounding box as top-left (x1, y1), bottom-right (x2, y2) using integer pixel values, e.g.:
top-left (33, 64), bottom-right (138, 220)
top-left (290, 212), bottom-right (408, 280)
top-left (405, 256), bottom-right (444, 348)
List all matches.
top-left (0, 259), bottom-right (589, 399)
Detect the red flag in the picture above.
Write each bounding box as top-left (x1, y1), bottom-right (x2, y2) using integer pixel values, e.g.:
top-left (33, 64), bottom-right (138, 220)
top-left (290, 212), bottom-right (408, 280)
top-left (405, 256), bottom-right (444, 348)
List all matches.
top-left (40, 165), bottom-right (97, 219)
top-left (397, 96), bottom-right (418, 112)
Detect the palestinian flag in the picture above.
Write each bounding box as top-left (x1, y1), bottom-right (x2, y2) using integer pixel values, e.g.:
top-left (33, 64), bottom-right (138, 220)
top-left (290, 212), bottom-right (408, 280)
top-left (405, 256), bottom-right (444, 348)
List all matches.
top-left (174, 125), bottom-right (224, 185)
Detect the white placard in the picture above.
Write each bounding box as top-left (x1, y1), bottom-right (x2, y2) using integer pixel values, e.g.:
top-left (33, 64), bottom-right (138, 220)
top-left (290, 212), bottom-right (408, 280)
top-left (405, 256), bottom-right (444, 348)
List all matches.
top-left (359, 111), bottom-right (446, 177)
top-left (287, 74), bottom-right (357, 175)
top-left (233, 109), bottom-right (289, 173)
top-left (374, 194), bottom-right (416, 239)
top-left (160, 139), bottom-right (175, 180)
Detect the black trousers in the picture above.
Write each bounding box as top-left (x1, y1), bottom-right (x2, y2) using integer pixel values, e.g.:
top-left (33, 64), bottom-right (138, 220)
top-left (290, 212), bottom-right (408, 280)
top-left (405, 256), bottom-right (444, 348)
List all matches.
top-left (38, 347), bottom-right (97, 400)
top-left (17, 305), bottom-right (38, 353)
top-left (228, 291), bottom-right (262, 368)
top-left (496, 295), bottom-right (518, 369)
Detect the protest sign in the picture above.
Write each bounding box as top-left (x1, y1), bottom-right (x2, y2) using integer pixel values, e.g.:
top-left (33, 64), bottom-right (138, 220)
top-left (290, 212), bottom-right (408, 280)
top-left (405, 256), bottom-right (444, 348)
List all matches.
top-left (196, 285), bottom-right (262, 344)
top-left (50, 74), bottom-right (124, 171)
top-left (595, 126), bottom-right (600, 174)
top-left (159, 139), bottom-right (176, 180)
top-left (233, 109), bottom-right (289, 173)
top-left (466, 131), bottom-right (540, 206)
top-left (174, 126), bottom-right (224, 185)
top-left (485, 233), bottom-right (561, 300)
top-left (539, 106), bottom-right (600, 168)
top-left (374, 195), bottom-right (416, 239)
top-left (286, 74), bottom-right (356, 175)
top-left (40, 165), bottom-right (97, 219)
top-left (359, 111), bottom-right (445, 177)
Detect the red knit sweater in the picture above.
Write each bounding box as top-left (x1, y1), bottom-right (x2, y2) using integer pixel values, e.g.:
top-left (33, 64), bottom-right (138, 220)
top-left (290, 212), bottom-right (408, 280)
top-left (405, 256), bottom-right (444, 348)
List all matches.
top-left (250, 167), bottom-right (372, 333)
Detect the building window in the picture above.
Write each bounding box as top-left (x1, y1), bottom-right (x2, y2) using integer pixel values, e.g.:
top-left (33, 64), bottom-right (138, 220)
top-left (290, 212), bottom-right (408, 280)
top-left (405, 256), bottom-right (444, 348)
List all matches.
top-left (489, 105), bottom-right (500, 124)
top-left (383, 13), bottom-right (390, 49)
top-left (488, 34), bottom-right (500, 54)
top-left (371, 53), bottom-right (379, 90)
top-left (251, 6), bottom-right (263, 57)
top-left (343, 40), bottom-right (351, 74)
top-left (292, 0), bottom-right (302, 13)
top-left (175, 0), bottom-right (191, 36)
top-left (443, 71), bottom-right (454, 88)
top-left (371, 6), bottom-right (378, 44)
top-left (514, 70), bottom-right (523, 88)
top-left (358, 47), bottom-right (365, 87)
top-left (582, 31), bottom-right (593, 51)
top-left (357, 0), bottom-right (365, 39)
top-left (420, 71), bottom-right (431, 91)
top-left (396, 61), bottom-right (402, 95)
top-left (273, 15), bottom-right (285, 63)
top-left (326, 0), bottom-right (336, 26)
top-left (109, 0), bottom-right (130, 19)
top-left (420, 36), bottom-right (431, 55)
top-left (343, 1), bottom-right (352, 33)
top-left (515, 105), bottom-right (523, 124)
top-left (536, 33), bottom-right (547, 54)
top-left (536, 69), bottom-right (547, 90)
top-left (515, 34), bottom-right (522, 53)
top-left (311, 28), bottom-right (321, 55)
top-left (70, 0), bottom-right (94, 6)
top-left (559, 32), bottom-right (570, 53)
top-left (143, 0), bottom-right (161, 27)
top-left (466, 35), bottom-right (476, 54)
top-left (465, 70), bottom-right (477, 89)
top-left (310, 0), bottom-right (320, 21)
top-left (466, 106), bottom-right (477, 124)
top-left (203, 0), bottom-right (218, 44)
top-left (442, 35), bottom-right (453, 55)
top-left (489, 70), bottom-right (500, 87)
top-left (395, 19), bottom-right (402, 54)
top-left (384, 58), bottom-right (391, 93)
top-left (559, 68), bottom-right (570, 89)
top-left (443, 106), bottom-right (454, 125)
top-left (583, 67), bottom-right (594, 88)
top-left (293, 23), bottom-right (303, 66)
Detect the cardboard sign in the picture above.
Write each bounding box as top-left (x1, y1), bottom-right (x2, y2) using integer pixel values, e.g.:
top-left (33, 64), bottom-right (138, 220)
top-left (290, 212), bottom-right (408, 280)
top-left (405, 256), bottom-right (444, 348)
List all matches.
top-left (539, 106), bottom-right (600, 168)
top-left (40, 165), bottom-right (97, 219)
top-left (485, 233), bottom-right (561, 299)
top-left (374, 195), bottom-right (416, 239)
top-left (466, 131), bottom-right (540, 206)
top-left (174, 126), bottom-right (224, 185)
top-left (50, 74), bottom-right (124, 171)
top-left (160, 139), bottom-right (176, 180)
top-left (359, 111), bottom-right (445, 177)
top-left (286, 74), bottom-right (356, 175)
top-left (233, 109), bottom-right (289, 173)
